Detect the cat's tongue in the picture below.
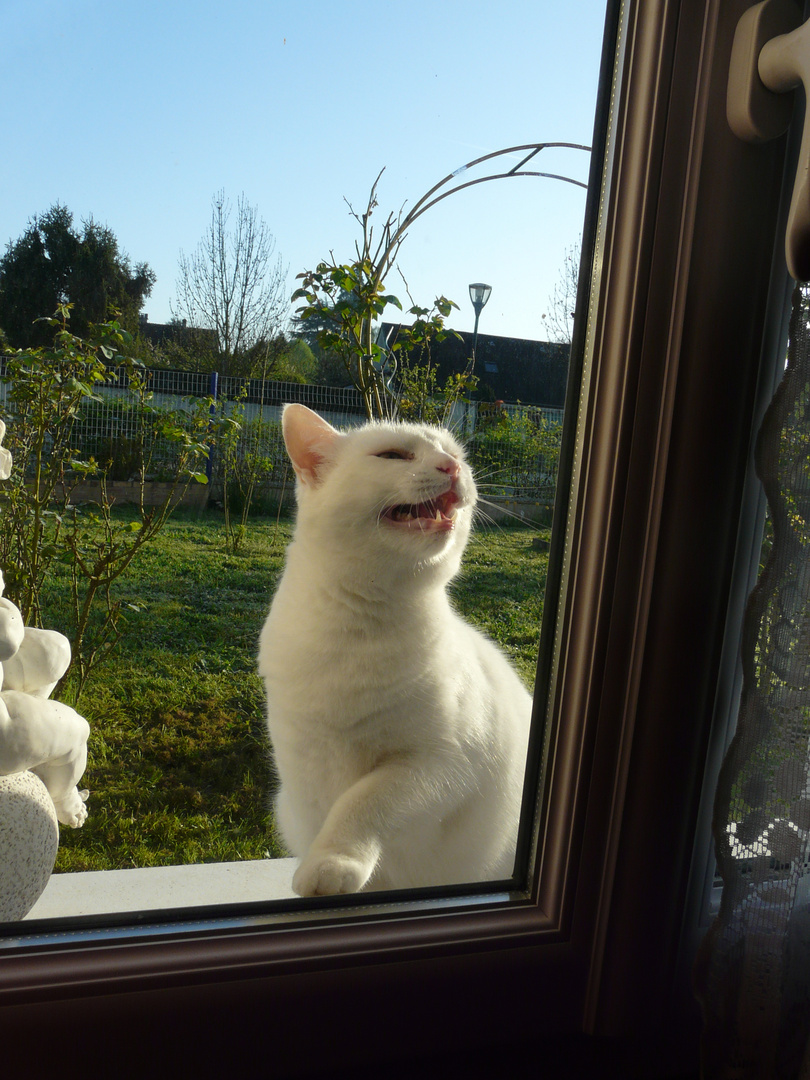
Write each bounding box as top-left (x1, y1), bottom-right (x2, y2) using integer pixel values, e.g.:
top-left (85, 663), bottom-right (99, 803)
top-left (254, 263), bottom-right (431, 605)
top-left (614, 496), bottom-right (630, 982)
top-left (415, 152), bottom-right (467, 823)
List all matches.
top-left (384, 491), bottom-right (458, 532)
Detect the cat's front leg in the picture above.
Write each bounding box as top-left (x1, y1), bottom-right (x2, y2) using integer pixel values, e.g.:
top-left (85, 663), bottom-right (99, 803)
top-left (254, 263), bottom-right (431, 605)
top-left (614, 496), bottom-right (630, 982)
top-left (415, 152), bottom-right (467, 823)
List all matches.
top-left (290, 755), bottom-right (459, 897)
top-left (292, 845), bottom-right (378, 897)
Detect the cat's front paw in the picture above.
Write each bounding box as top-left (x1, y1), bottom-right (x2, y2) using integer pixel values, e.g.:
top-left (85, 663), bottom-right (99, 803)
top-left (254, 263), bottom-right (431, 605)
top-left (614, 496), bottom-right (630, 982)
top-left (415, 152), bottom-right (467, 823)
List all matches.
top-left (53, 787), bottom-right (89, 828)
top-left (292, 851), bottom-right (373, 897)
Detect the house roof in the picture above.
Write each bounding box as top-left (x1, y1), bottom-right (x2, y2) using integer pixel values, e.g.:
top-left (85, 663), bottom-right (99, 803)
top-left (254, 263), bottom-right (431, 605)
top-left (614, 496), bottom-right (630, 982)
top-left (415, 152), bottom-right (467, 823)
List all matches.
top-left (379, 323), bottom-right (570, 408)
top-left (137, 315), bottom-right (218, 349)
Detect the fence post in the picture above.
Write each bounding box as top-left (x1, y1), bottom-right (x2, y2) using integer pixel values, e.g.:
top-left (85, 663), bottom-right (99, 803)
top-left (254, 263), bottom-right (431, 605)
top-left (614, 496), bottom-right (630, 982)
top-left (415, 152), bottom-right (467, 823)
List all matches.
top-left (466, 400), bottom-right (478, 439)
top-left (207, 371), bottom-right (219, 485)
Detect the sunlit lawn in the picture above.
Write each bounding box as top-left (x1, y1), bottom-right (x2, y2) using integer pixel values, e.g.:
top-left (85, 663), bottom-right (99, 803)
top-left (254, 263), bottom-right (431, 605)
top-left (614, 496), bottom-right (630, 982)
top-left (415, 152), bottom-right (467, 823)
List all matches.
top-left (42, 508), bottom-right (548, 872)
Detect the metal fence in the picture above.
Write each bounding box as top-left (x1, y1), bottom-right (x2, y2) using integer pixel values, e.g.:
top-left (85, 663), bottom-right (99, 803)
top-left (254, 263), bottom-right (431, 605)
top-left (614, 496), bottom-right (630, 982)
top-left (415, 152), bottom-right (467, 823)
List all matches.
top-left (0, 364), bottom-right (563, 503)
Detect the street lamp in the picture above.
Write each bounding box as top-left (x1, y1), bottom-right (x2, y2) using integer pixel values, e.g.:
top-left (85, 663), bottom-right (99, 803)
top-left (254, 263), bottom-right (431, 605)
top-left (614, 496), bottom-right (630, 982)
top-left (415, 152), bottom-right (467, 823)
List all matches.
top-left (469, 282), bottom-right (492, 364)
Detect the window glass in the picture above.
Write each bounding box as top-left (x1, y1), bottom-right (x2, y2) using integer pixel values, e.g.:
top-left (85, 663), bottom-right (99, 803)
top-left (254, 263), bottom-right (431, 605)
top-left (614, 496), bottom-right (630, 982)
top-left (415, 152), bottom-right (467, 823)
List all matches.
top-left (0, 0), bottom-right (609, 927)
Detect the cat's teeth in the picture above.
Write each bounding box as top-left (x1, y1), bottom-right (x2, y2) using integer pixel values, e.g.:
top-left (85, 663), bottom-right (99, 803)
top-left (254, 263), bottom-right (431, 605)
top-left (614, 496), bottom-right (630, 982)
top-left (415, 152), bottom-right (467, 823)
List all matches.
top-left (387, 499), bottom-right (456, 525)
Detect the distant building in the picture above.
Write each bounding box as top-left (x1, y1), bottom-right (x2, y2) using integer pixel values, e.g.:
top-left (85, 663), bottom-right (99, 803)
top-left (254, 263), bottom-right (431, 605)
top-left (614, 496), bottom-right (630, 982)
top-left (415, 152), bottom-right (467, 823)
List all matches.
top-left (378, 323), bottom-right (569, 407)
top-left (137, 314), bottom-right (218, 352)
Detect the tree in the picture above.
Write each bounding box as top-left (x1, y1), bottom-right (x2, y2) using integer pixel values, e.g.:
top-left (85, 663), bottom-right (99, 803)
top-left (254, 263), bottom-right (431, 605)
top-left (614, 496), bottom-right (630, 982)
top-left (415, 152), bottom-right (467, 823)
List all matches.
top-left (292, 173), bottom-right (410, 418)
top-left (0, 204), bottom-right (155, 348)
top-left (294, 172), bottom-right (463, 419)
top-left (290, 307), bottom-right (356, 385)
top-left (173, 190), bottom-right (288, 378)
top-left (0, 307), bottom-right (212, 699)
top-left (541, 239), bottom-right (581, 345)
top-left (243, 336), bottom-right (318, 384)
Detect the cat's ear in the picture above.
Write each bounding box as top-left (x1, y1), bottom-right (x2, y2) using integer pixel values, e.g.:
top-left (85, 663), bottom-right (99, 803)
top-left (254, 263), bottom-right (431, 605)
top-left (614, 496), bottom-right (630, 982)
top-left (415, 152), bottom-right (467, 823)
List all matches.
top-left (282, 404), bottom-right (342, 486)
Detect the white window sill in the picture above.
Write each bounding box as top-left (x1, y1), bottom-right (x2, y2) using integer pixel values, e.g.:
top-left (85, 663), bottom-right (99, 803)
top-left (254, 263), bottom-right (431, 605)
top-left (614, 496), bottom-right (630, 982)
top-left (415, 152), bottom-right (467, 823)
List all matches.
top-left (25, 857), bottom-right (299, 920)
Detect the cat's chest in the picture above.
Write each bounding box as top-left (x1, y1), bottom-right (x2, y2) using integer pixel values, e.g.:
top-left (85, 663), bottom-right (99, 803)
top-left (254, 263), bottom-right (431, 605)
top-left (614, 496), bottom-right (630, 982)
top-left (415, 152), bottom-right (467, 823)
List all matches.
top-left (270, 703), bottom-right (418, 803)
top-left (264, 575), bottom-right (449, 681)
top-left (267, 651), bottom-right (456, 740)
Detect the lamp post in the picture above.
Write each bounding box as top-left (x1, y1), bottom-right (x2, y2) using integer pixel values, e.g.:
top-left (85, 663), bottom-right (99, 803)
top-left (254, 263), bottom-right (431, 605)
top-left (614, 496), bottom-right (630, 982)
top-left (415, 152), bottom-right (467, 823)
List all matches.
top-left (469, 282), bottom-right (492, 365)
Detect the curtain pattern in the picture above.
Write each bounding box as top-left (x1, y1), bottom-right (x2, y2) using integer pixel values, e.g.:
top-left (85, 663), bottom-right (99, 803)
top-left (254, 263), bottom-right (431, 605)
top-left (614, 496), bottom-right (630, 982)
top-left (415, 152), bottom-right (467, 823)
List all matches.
top-left (698, 284), bottom-right (810, 1079)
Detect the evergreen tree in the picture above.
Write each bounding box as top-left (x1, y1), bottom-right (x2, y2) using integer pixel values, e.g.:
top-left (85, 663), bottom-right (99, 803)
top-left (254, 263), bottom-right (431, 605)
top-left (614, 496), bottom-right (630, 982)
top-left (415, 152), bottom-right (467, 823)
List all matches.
top-left (0, 204), bottom-right (155, 348)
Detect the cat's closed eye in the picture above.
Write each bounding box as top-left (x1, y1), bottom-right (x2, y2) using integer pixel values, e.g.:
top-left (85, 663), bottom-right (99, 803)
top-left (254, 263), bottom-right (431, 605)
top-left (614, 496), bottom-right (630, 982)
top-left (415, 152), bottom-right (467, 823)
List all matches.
top-left (375, 450), bottom-right (414, 460)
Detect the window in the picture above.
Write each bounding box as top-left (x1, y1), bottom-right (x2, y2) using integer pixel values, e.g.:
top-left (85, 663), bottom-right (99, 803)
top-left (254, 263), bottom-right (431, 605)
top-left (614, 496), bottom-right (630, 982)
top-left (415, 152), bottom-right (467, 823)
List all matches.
top-left (0, 2), bottom-right (799, 1074)
top-left (2, 1), bottom-right (604, 919)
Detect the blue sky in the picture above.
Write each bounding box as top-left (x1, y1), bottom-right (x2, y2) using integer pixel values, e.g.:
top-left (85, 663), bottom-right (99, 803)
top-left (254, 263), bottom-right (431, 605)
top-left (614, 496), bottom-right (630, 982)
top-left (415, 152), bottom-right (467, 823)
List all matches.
top-left (3, 1), bottom-right (607, 342)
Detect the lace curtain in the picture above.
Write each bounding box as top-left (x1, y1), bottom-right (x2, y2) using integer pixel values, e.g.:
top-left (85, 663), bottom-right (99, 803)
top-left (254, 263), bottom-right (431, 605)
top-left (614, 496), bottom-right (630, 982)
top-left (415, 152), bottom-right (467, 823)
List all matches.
top-left (697, 284), bottom-right (810, 1078)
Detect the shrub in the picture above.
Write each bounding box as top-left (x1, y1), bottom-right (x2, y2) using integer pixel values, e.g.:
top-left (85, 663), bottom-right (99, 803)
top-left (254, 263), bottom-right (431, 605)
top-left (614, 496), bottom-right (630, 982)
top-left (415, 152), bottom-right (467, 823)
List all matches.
top-left (0, 307), bottom-right (212, 698)
top-left (468, 406), bottom-right (562, 498)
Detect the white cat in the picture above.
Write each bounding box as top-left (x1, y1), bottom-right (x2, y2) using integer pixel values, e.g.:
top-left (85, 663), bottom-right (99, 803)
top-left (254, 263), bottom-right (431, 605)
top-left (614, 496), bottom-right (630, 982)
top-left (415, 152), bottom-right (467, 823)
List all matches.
top-left (258, 404), bottom-right (532, 897)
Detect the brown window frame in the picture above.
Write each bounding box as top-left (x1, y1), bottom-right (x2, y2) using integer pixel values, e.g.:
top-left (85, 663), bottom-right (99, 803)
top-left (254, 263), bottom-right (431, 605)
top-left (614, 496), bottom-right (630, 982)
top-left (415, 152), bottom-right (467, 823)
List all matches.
top-left (0, 2), bottom-right (797, 1072)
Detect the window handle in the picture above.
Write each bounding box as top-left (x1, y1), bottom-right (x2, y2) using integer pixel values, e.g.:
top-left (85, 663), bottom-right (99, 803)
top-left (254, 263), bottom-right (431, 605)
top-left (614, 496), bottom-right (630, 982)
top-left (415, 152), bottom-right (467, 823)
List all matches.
top-left (728, 0), bottom-right (810, 280)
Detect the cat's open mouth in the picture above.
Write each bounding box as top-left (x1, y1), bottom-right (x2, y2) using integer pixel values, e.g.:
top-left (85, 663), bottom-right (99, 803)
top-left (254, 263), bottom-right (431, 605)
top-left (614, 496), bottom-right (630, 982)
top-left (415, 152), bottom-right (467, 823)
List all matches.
top-left (381, 490), bottom-right (460, 532)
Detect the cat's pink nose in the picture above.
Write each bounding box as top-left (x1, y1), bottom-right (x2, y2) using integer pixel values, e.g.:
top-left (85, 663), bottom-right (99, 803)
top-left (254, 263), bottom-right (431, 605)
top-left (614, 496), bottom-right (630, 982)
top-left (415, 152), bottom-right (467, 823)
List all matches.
top-left (436, 455), bottom-right (461, 478)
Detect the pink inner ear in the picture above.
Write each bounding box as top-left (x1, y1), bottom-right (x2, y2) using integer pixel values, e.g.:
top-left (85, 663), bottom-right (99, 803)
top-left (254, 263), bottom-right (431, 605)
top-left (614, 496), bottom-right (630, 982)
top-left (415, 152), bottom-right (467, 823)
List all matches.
top-left (283, 404), bottom-right (341, 484)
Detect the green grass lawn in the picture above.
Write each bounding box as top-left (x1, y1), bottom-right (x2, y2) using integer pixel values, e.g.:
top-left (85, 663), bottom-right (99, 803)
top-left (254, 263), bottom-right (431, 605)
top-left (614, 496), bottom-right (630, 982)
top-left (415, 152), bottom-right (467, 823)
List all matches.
top-left (41, 508), bottom-right (548, 872)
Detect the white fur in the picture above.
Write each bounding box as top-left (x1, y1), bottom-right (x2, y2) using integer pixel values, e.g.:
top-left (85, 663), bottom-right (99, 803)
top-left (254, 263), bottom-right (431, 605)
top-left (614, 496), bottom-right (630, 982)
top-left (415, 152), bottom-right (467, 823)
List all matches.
top-left (258, 404), bottom-right (532, 896)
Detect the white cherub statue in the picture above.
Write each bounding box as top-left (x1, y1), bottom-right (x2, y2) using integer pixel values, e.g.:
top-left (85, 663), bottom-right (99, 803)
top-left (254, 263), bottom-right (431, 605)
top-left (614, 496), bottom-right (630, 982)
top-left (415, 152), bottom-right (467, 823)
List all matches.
top-left (0, 636), bottom-right (89, 833)
top-left (0, 418), bottom-right (90, 828)
top-left (0, 576), bottom-right (90, 830)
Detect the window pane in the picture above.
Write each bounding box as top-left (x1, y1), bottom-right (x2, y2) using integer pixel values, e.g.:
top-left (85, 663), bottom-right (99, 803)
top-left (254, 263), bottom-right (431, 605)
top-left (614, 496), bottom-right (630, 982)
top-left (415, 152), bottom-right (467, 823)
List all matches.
top-left (0, 0), bottom-right (611, 926)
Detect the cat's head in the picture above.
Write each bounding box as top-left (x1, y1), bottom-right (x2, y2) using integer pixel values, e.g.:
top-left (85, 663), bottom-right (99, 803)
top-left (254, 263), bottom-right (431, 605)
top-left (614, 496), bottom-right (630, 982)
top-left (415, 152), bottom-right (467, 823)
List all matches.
top-left (282, 404), bottom-right (476, 582)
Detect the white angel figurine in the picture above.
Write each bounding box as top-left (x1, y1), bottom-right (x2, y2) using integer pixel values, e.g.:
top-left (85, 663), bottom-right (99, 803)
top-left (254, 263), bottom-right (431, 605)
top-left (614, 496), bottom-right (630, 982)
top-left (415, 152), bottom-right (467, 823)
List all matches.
top-left (0, 415), bottom-right (90, 828)
top-left (0, 579), bottom-right (90, 828)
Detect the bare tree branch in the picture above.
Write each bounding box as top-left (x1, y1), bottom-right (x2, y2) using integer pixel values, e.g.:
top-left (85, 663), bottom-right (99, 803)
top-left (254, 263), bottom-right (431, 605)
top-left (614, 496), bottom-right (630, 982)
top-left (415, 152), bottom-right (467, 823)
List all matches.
top-left (542, 239), bottom-right (580, 345)
top-left (173, 190), bottom-right (288, 376)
